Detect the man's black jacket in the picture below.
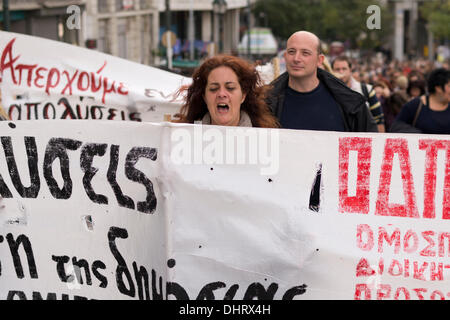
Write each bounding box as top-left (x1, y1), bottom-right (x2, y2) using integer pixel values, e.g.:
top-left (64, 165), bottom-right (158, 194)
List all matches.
top-left (266, 69), bottom-right (378, 132)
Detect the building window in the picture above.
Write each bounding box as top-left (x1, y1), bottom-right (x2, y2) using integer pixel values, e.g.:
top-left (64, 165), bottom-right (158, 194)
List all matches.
top-left (140, 0), bottom-right (150, 10)
top-left (98, 20), bottom-right (109, 53)
top-left (116, 0), bottom-right (135, 11)
top-left (118, 19), bottom-right (127, 58)
top-left (98, 0), bottom-right (109, 13)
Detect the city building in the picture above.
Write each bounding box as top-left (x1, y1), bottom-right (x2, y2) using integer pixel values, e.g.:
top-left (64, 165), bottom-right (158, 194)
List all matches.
top-left (85, 0), bottom-right (159, 65)
top-left (388, 0), bottom-right (438, 62)
top-left (1, 0), bottom-right (257, 66)
top-left (157, 0), bottom-right (255, 60)
top-left (0, 0), bottom-right (86, 45)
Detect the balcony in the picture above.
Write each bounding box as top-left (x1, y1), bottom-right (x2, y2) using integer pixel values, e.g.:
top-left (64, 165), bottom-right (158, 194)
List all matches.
top-left (3, 0), bottom-right (85, 11)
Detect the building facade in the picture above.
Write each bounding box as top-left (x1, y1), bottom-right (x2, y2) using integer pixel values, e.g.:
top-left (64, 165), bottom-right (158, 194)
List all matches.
top-left (86, 0), bottom-right (159, 65)
top-left (0, 0), bottom-right (86, 45)
top-left (157, 0), bottom-right (256, 60)
top-left (388, 0), bottom-right (433, 62)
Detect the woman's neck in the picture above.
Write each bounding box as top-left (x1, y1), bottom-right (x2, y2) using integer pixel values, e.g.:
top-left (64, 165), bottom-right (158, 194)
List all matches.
top-left (428, 94), bottom-right (448, 111)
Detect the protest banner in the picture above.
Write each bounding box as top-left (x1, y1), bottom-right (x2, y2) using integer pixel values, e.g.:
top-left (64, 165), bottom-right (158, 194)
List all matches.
top-left (0, 120), bottom-right (450, 300)
top-left (0, 31), bottom-right (191, 123)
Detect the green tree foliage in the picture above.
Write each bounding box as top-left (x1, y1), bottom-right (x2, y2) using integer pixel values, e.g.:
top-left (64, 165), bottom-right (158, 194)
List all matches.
top-left (420, 0), bottom-right (450, 40)
top-left (253, 0), bottom-right (393, 49)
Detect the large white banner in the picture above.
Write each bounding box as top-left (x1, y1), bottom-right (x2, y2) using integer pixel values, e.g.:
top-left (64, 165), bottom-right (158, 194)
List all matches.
top-left (0, 31), bottom-right (191, 122)
top-left (1, 120), bottom-right (450, 300)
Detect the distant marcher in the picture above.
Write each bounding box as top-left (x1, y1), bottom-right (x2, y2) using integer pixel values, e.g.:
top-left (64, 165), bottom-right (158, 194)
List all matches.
top-left (394, 75), bottom-right (408, 93)
top-left (332, 55), bottom-right (385, 132)
top-left (266, 31), bottom-right (377, 132)
top-left (391, 68), bottom-right (450, 134)
top-left (175, 54), bottom-right (278, 128)
top-left (407, 79), bottom-right (426, 100)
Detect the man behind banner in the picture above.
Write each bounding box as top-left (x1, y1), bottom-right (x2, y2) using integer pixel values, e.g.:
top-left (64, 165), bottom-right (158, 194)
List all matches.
top-left (266, 31), bottom-right (377, 132)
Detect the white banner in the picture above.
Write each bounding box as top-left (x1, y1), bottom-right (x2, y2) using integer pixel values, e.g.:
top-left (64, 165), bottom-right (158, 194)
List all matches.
top-left (1, 120), bottom-right (450, 300)
top-left (0, 31), bottom-right (191, 122)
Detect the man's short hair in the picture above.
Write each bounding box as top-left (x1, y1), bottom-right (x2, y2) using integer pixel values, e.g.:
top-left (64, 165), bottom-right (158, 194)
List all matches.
top-left (317, 39), bottom-right (322, 55)
top-left (331, 55), bottom-right (352, 69)
top-left (427, 68), bottom-right (450, 94)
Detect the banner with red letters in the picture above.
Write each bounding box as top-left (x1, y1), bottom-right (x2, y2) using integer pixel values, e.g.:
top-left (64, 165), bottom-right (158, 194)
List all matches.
top-left (0, 31), bottom-right (191, 122)
top-left (0, 120), bottom-right (449, 300)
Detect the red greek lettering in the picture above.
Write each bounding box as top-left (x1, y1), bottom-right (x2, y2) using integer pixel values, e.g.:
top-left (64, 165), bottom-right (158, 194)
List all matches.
top-left (117, 82), bottom-right (128, 95)
top-left (430, 262), bottom-right (443, 281)
top-left (0, 38), bottom-right (20, 84)
top-left (431, 290), bottom-right (445, 300)
top-left (90, 72), bottom-right (102, 92)
top-left (15, 64), bottom-right (37, 86)
top-left (394, 287), bottom-right (410, 300)
top-left (45, 68), bottom-right (61, 95)
top-left (413, 288), bottom-right (427, 300)
top-left (62, 70), bottom-right (79, 95)
top-left (77, 71), bottom-right (90, 91)
top-left (444, 146), bottom-right (450, 219)
top-left (339, 137), bottom-right (372, 214)
top-left (388, 259), bottom-right (402, 276)
top-left (438, 232), bottom-right (450, 257)
top-left (34, 67), bottom-right (48, 88)
top-left (356, 224), bottom-right (374, 251)
top-left (420, 231), bottom-right (436, 257)
top-left (413, 261), bottom-right (428, 281)
top-left (378, 227), bottom-right (401, 254)
top-left (419, 140), bottom-right (448, 219)
top-left (403, 230), bottom-right (419, 253)
top-left (354, 284), bottom-right (371, 300)
top-left (356, 258), bottom-right (375, 277)
top-left (375, 138), bottom-right (419, 218)
top-left (404, 259), bottom-right (410, 277)
top-left (102, 77), bottom-right (116, 104)
top-left (377, 284), bottom-right (391, 300)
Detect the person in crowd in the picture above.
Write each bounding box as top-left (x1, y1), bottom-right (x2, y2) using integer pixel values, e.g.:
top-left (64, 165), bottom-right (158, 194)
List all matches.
top-left (373, 81), bottom-right (393, 130)
top-left (373, 80), bottom-right (407, 132)
top-left (407, 69), bottom-right (425, 83)
top-left (394, 75), bottom-right (408, 93)
top-left (391, 68), bottom-right (450, 134)
top-left (352, 70), bottom-right (361, 82)
top-left (318, 56), bottom-right (335, 76)
top-left (175, 55), bottom-right (279, 128)
top-left (406, 79), bottom-right (427, 100)
top-left (332, 55), bottom-right (385, 132)
top-left (266, 31), bottom-right (377, 132)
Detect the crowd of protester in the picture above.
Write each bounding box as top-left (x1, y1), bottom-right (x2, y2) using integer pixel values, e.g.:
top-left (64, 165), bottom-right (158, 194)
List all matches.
top-left (338, 55), bottom-right (449, 132)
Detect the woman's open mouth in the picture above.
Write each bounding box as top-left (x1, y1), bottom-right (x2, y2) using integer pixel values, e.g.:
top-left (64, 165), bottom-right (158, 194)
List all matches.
top-left (217, 103), bottom-right (230, 113)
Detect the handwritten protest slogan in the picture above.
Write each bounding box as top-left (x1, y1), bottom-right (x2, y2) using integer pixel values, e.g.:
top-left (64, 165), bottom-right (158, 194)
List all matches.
top-left (0, 120), bottom-right (449, 300)
top-left (0, 31), bottom-right (191, 122)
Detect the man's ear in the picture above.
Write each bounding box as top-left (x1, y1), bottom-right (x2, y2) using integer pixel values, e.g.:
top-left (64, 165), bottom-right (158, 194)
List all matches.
top-left (318, 54), bottom-right (325, 66)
